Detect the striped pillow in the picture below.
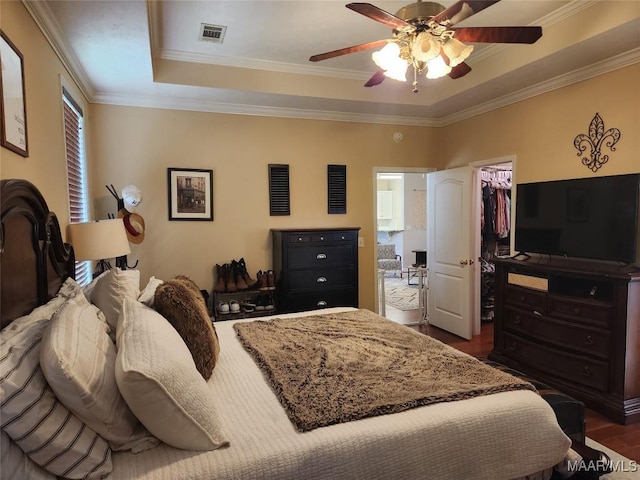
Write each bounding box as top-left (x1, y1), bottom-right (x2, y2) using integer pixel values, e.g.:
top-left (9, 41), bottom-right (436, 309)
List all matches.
top-left (0, 317), bottom-right (112, 479)
top-left (1, 430), bottom-right (55, 480)
top-left (40, 292), bottom-right (159, 452)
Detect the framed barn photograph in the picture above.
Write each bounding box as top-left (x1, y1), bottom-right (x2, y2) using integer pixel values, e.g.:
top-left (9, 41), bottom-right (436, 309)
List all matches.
top-left (167, 168), bottom-right (213, 221)
top-left (0, 30), bottom-right (29, 157)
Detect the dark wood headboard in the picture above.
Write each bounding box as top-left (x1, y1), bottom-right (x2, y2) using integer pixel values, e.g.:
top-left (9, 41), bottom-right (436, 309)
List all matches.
top-left (0, 179), bottom-right (75, 329)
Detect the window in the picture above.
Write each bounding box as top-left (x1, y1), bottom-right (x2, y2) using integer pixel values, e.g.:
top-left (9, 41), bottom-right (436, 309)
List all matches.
top-left (63, 87), bottom-right (90, 285)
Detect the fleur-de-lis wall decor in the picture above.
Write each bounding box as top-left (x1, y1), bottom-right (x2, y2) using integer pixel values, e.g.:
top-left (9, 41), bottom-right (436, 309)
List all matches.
top-left (573, 113), bottom-right (621, 172)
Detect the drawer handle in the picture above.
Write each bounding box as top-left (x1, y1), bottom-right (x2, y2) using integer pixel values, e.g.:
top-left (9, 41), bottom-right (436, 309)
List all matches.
top-left (508, 342), bottom-right (518, 351)
top-left (316, 277), bottom-right (327, 283)
top-left (317, 300), bottom-right (328, 306)
top-left (298, 237), bottom-right (303, 241)
top-left (584, 335), bottom-right (594, 345)
top-left (316, 253), bottom-right (327, 260)
top-left (581, 366), bottom-right (591, 377)
top-left (513, 315), bottom-right (521, 325)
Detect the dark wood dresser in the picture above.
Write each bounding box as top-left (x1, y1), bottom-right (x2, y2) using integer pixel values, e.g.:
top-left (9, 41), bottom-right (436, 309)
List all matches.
top-left (271, 228), bottom-right (360, 314)
top-left (489, 257), bottom-right (640, 424)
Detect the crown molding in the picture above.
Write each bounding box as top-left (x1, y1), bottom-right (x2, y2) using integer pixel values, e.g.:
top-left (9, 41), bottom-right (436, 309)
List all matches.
top-left (22, 0), bottom-right (95, 102)
top-left (91, 92), bottom-right (440, 127)
top-left (440, 47), bottom-right (640, 126)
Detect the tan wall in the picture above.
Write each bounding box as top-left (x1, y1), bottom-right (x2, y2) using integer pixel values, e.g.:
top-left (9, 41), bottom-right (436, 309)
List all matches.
top-left (440, 63), bottom-right (640, 182)
top-left (0, 0), bottom-right (90, 220)
top-left (88, 106), bottom-right (437, 309)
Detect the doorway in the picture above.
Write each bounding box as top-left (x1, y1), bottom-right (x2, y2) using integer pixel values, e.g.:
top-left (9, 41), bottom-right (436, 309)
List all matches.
top-left (422, 156), bottom-right (516, 340)
top-left (373, 167), bottom-right (433, 325)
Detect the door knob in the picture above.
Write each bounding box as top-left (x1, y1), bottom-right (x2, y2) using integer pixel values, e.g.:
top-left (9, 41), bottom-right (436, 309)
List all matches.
top-left (460, 259), bottom-right (469, 265)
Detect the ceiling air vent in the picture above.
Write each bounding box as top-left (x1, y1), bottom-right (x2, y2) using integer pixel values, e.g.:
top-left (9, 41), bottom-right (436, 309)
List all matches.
top-left (269, 164), bottom-right (290, 216)
top-left (199, 23), bottom-right (226, 43)
top-left (327, 164), bottom-right (347, 214)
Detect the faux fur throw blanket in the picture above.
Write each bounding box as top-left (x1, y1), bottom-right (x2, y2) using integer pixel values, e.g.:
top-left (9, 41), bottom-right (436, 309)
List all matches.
top-left (234, 309), bottom-right (536, 432)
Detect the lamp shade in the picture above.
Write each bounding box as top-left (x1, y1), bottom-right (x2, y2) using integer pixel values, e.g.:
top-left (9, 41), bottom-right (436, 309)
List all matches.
top-left (442, 38), bottom-right (473, 67)
top-left (372, 43), bottom-right (401, 70)
top-left (68, 219), bottom-right (131, 261)
top-left (412, 32), bottom-right (441, 63)
top-left (426, 55), bottom-right (452, 79)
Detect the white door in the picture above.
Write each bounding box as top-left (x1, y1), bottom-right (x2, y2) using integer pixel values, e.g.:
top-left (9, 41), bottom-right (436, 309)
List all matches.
top-left (427, 167), bottom-right (474, 339)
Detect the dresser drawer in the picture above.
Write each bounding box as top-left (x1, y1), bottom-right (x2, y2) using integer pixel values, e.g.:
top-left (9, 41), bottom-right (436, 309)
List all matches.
top-left (548, 295), bottom-right (611, 327)
top-left (502, 333), bottom-right (609, 391)
top-left (505, 285), bottom-right (546, 313)
top-left (288, 268), bottom-right (355, 290)
top-left (279, 289), bottom-right (357, 313)
top-left (505, 307), bottom-right (610, 359)
top-left (287, 232), bottom-right (356, 244)
top-left (288, 245), bottom-right (354, 269)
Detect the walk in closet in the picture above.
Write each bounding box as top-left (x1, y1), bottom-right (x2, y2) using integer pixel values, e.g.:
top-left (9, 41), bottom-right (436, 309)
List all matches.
top-left (479, 165), bottom-right (512, 322)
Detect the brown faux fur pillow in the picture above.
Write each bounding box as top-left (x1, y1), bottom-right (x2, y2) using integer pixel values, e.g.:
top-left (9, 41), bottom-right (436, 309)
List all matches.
top-left (174, 275), bottom-right (205, 304)
top-left (154, 278), bottom-right (220, 380)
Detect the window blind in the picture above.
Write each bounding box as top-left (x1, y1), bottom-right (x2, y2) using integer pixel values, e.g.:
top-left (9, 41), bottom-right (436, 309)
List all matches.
top-left (63, 88), bottom-right (90, 285)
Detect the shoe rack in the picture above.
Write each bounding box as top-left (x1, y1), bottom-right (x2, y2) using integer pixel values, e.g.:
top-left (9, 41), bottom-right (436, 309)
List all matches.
top-left (212, 289), bottom-right (277, 321)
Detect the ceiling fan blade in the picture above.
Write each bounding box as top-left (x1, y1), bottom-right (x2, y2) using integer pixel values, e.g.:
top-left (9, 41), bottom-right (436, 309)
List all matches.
top-left (432, 1), bottom-right (501, 26)
top-left (364, 69), bottom-right (386, 87)
top-left (451, 26), bottom-right (542, 44)
top-left (346, 3), bottom-right (413, 30)
top-left (309, 39), bottom-right (389, 62)
top-left (448, 62), bottom-right (472, 79)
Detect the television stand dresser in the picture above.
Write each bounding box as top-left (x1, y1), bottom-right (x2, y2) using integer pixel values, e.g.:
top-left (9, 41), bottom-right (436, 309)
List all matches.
top-left (489, 256), bottom-right (640, 424)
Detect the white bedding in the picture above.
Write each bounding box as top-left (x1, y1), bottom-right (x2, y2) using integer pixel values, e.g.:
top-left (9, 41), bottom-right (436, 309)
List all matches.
top-left (109, 307), bottom-right (571, 480)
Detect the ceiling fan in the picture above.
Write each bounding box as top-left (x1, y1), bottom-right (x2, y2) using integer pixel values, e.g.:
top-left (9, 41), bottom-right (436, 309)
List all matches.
top-left (309, 1), bottom-right (542, 92)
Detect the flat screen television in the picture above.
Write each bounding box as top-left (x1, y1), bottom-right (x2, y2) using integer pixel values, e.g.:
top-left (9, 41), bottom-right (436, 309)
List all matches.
top-left (514, 173), bottom-right (640, 264)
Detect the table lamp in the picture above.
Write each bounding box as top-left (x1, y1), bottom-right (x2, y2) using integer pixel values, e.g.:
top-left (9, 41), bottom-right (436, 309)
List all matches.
top-left (67, 218), bottom-right (131, 276)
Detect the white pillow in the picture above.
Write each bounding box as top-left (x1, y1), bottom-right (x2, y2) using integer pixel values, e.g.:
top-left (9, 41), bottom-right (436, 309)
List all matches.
top-left (0, 319), bottom-right (112, 479)
top-left (82, 269), bottom-right (109, 302)
top-left (137, 276), bottom-right (163, 306)
top-left (40, 293), bottom-right (159, 452)
top-left (1, 430), bottom-right (55, 480)
top-left (115, 298), bottom-right (229, 451)
top-left (89, 268), bottom-right (140, 332)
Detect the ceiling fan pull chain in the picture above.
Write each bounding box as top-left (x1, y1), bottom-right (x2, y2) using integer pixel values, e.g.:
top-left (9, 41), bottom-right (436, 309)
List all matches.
top-left (412, 65), bottom-right (419, 93)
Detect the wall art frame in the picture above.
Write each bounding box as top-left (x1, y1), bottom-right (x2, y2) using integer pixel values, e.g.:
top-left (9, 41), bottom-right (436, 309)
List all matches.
top-left (0, 30), bottom-right (29, 157)
top-left (167, 168), bottom-right (213, 221)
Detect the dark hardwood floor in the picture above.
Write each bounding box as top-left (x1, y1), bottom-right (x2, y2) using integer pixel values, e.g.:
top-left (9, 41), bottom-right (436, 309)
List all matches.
top-left (384, 305), bottom-right (640, 462)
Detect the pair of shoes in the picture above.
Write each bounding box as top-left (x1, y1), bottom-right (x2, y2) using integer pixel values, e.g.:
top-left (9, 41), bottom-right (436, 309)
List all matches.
top-left (218, 300), bottom-right (240, 315)
top-left (256, 270), bottom-right (276, 291)
top-left (240, 301), bottom-right (256, 313)
top-left (214, 259), bottom-right (258, 293)
top-left (254, 294), bottom-right (275, 311)
top-left (214, 263), bottom-right (237, 293)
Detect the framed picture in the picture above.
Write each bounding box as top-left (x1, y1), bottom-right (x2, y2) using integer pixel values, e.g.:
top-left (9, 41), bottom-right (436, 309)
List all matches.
top-left (0, 30), bottom-right (29, 157)
top-left (167, 168), bottom-right (213, 221)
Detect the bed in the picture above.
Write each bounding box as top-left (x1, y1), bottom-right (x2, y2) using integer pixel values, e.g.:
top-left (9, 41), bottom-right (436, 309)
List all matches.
top-left (1, 178), bottom-right (580, 480)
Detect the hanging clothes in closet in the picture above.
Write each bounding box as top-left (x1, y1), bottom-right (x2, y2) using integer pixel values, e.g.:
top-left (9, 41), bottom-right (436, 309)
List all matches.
top-left (480, 168), bottom-right (512, 322)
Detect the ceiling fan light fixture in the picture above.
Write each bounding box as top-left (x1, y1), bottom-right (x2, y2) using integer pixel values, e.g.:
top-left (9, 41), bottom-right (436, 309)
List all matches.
top-left (442, 37), bottom-right (474, 67)
top-left (425, 55), bottom-right (452, 79)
